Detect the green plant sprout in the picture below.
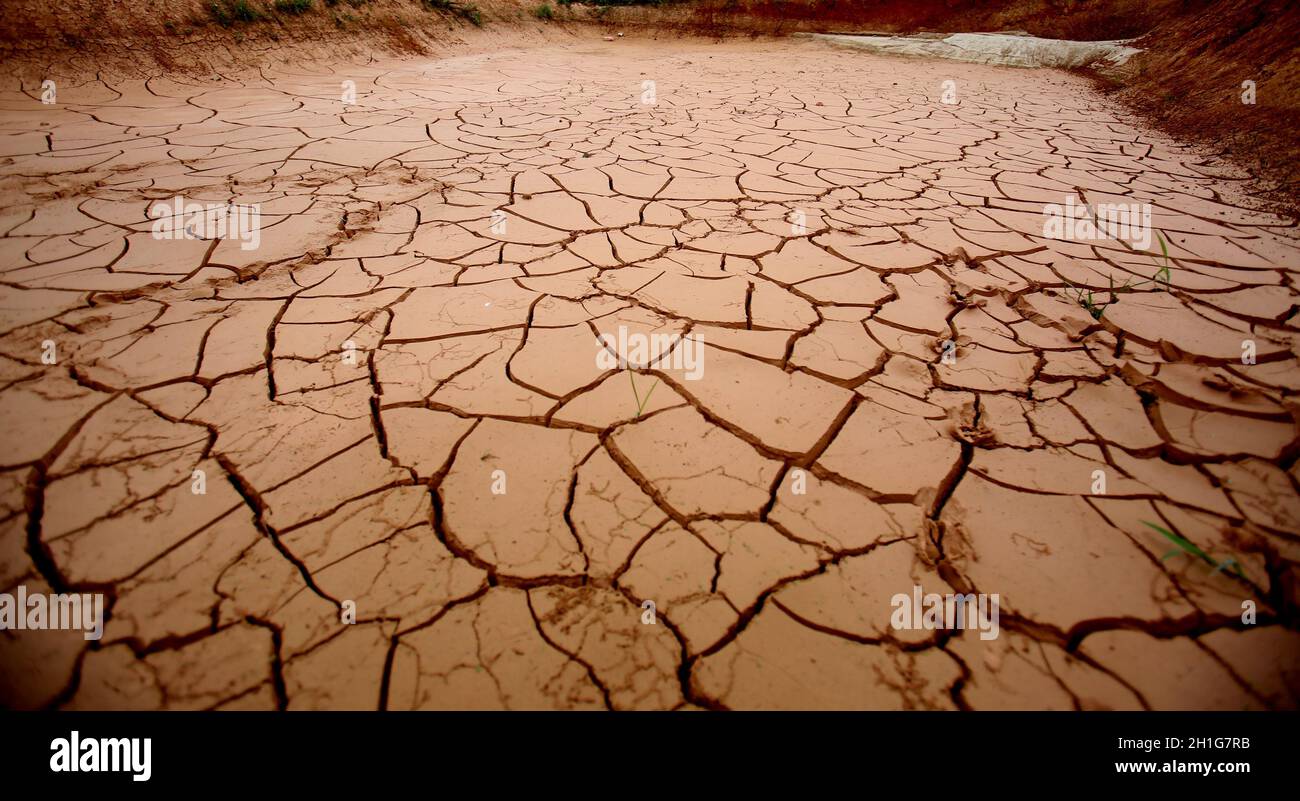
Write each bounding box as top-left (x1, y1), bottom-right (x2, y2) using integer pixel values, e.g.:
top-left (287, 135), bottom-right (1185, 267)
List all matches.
top-left (1149, 230), bottom-right (1172, 289)
top-left (1063, 273), bottom-right (1124, 320)
top-left (1141, 520), bottom-right (1245, 580)
top-left (274, 0), bottom-right (313, 14)
top-left (420, 0), bottom-right (483, 25)
top-left (1062, 231), bottom-right (1174, 320)
top-left (628, 370), bottom-right (659, 418)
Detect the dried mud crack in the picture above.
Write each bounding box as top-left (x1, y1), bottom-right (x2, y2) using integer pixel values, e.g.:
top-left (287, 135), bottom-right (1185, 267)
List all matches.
top-left (1, 38), bottom-right (1298, 711)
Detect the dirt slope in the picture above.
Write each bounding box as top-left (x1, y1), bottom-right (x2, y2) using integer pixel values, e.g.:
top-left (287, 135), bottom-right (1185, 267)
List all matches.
top-left (593, 0), bottom-right (1193, 39)
top-left (1104, 0), bottom-right (1300, 212)
top-left (0, 0), bottom-right (552, 73)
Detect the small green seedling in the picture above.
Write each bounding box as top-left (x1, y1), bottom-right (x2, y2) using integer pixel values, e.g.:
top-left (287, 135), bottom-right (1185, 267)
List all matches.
top-left (1061, 231), bottom-right (1175, 319)
top-left (1062, 273), bottom-right (1129, 320)
top-left (1142, 520), bottom-right (1245, 580)
top-left (628, 370), bottom-right (659, 418)
top-left (1070, 285), bottom-right (1105, 320)
top-left (1149, 231), bottom-right (1172, 289)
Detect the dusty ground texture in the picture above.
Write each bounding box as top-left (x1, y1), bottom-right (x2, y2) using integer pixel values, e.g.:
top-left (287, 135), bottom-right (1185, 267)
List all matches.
top-left (1, 37), bottom-right (1299, 711)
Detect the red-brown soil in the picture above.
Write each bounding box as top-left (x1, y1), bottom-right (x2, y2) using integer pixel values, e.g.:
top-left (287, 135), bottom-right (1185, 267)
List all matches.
top-left (1, 3), bottom-right (1297, 711)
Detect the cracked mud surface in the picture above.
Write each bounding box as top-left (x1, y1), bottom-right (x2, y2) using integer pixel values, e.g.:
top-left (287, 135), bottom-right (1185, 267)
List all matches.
top-left (1, 38), bottom-right (1299, 710)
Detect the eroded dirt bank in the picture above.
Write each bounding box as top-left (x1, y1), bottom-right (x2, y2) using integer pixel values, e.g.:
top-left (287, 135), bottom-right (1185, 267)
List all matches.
top-left (0, 37), bottom-right (1298, 710)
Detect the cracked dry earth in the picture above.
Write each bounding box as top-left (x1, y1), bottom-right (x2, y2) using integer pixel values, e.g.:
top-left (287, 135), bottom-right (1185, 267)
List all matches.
top-left (2, 37), bottom-right (1299, 712)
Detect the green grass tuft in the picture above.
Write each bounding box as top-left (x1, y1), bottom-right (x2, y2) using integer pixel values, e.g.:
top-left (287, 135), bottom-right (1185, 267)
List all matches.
top-left (421, 0), bottom-right (482, 25)
top-left (208, 0), bottom-right (264, 26)
top-left (1061, 230), bottom-right (1176, 320)
top-left (1142, 520), bottom-right (1246, 580)
top-left (1149, 231), bottom-right (1172, 288)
